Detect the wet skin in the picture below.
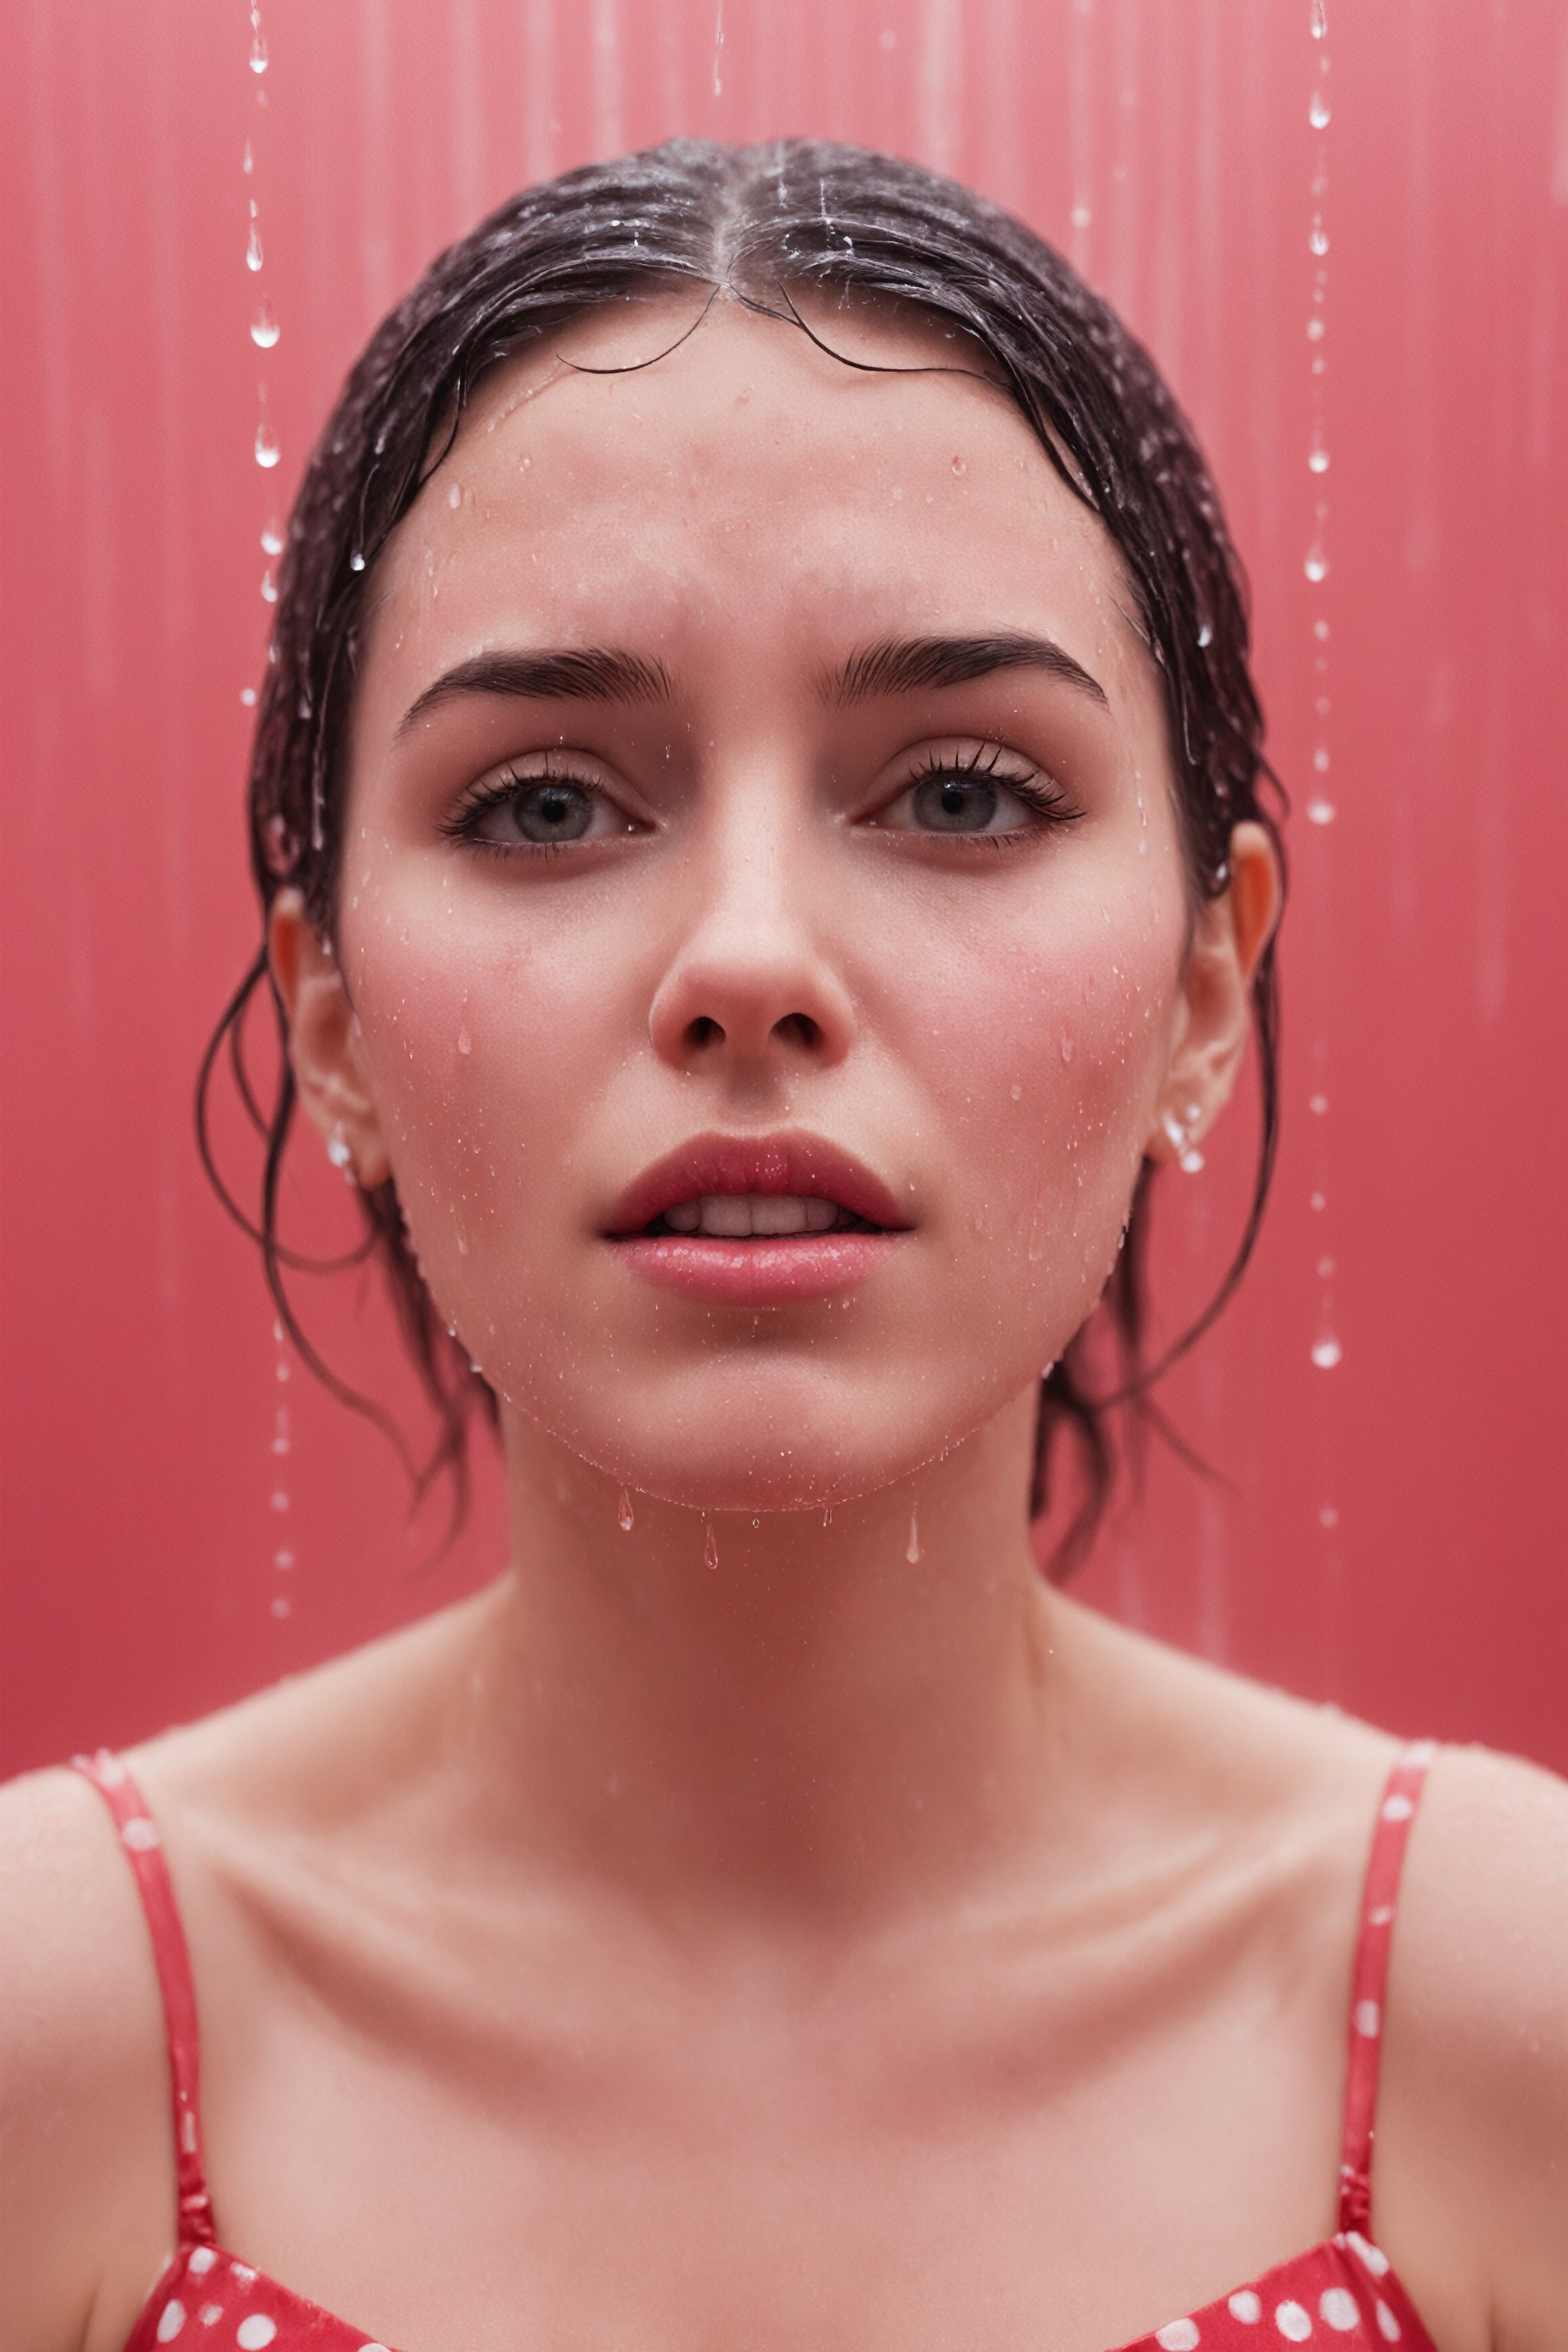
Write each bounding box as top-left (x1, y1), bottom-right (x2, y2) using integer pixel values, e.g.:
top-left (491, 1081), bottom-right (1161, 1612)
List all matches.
top-left (3, 296), bottom-right (1566, 2352)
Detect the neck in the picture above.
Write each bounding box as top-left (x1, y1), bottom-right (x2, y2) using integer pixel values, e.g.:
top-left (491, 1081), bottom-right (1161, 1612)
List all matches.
top-left (451, 1390), bottom-right (1072, 1930)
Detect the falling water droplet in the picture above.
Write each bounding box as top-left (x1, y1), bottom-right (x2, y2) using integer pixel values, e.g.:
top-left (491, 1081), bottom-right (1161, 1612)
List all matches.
top-left (456, 1025), bottom-right (472, 1056)
top-left (1311, 1337), bottom-right (1343, 1370)
top-left (906, 1504), bottom-right (920, 1565)
top-left (1313, 746), bottom-right (1331, 773)
top-left (260, 568), bottom-right (277, 603)
top-left (703, 1521), bottom-right (719, 1571)
top-left (240, 685), bottom-right (257, 707)
top-left (617, 1488), bottom-right (635, 1533)
top-left (349, 551), bottom-right (366, 572)
top-left (243, 138), bottom-right (253, 174)
top-left (1308, 436), bottom-right (1329, 475)
top-left (1304, 544), bottom-right (1328, 583)
top-left (250, 25), bottom-right (269, 72)
top-left (246, 219), bottom-right (264, 273)
top-left (254, 421), bottom-right (280, 469)
top-left (270, 1488), bottom-right (289, 1511)
top-left (1308, 217), bottom-right (1330, 257)
top-left (273, 1548), bottom-right (293, 1569)
top-left (260, 521), bottom-right (284, 555)
top-left (1197, 619), bottom-right (1214, 647)
top-left (1179, 1145), bottom-right (1206, 1174)
top-left (1308, 90), bottom-right (1331, 129)
top-left (250, 299), bottom-right (279, 348)
top-left (270, 1594), bottom-right (291, 1618)
top-left (1306, 797), bottom-right (1336, 825)
top-left (1311, 0), bottom-right (1328, 38)
top-left (1309, 1093), bottom-right (1329, 1114)
top-left (1318, 1504), bottom-right (1339, 1529)
top-left (712, 0), bottom-right (724, 93)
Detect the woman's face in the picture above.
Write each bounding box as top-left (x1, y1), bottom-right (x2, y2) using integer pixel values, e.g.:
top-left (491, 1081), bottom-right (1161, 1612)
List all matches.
top-left (295, 293), bottom-right (1249, 1514)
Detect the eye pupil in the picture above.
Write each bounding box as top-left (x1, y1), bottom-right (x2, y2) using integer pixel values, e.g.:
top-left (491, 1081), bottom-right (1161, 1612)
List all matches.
top-left (915, 773), bottom-right (999, 832)
top-left (513, 779), bottom-right (593, 841)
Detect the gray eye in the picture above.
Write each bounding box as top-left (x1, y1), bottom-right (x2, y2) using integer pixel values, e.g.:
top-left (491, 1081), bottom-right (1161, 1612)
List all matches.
top-left (505, 780), bottom-right (595, 841)
top-left (911, 774), bottom-right (1001, 832)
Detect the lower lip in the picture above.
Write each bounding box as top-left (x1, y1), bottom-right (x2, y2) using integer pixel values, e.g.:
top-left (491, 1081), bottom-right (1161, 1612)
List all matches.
top-left (607, 1232), bottom-right (906, 1305)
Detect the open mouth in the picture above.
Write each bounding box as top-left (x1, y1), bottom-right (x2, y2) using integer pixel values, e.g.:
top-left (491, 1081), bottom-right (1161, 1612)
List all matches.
top-left (644, 1194), bottom-right (886, 1240)
top-left (604, 1132), bottom-right (908, 1302)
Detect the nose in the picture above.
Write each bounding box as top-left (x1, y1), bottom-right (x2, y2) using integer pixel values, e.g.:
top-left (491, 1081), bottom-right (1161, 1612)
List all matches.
top-left (647, 827), bottom-right (855, 1076)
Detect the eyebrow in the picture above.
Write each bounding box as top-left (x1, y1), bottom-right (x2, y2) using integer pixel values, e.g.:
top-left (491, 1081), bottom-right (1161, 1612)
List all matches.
top-left (395, 646), bottom-right (674, 737)
top-left (825, 632), bottom-right (1108, 709)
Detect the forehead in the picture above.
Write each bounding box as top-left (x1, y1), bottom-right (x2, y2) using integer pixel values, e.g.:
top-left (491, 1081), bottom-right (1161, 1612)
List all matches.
top-left (363, 291), bottom-right (1152, 709)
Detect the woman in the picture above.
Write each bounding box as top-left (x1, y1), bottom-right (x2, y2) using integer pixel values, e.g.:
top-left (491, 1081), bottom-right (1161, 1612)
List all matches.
top-left (2, 141), bottom-right (1563, 2352)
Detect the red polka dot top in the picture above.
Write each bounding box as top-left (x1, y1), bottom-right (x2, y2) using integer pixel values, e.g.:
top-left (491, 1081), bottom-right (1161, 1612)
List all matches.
top-left (74, 1741), bottom-right (1442, 2352)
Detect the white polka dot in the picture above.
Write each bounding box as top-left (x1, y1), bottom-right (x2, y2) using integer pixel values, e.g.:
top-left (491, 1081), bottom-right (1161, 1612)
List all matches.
top-left (236, 2320), bottom-right (276, 2351)
top-left (1229, 2292), bottom-right (1263, 2324)
top-left (1156, 2324), bottom-right (1200, 2350)
top-left (156, 2305), bottom-right (186, 2343)
top-left (122, 1816), bottom-right (162, 1851)
top-left (1354, 1998), bottom-right (1382, 2038)
top-left (188, 2249), bottom-right (219, 2276)
top-left (1319, 2289), bottom-right (1359, 2332)
top-left (1381, 1792), bottom-right (1414, 1822)
top-left (1375, 2302), bottom-right (1401, 2342)
top-left (1344, 2232), bottom-right (1391, 2277)
top-left (1275, 2303), bottom-right (1313, 2341)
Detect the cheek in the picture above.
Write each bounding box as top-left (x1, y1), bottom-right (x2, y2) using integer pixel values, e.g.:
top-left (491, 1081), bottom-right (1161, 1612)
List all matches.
top-left (907, 897), bottom-right (1180, 1292)
top-left (345, 895), bottom-right (612, 1278)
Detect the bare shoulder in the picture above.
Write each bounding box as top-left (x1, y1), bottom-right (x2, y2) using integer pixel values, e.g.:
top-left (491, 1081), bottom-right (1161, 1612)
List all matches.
top-left (0, 1766), bottom-right (174, 2352)
top-left (1377, 1743), bottom-right (1568, 2350)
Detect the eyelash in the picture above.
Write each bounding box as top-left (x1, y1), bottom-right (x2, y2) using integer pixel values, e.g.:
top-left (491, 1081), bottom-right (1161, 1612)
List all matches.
top-left (439, 743), bottom-right (1084, 856)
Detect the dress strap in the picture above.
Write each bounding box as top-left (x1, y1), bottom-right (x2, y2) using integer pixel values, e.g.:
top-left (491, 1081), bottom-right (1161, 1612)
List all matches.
top-left (1337, 1738), bottom-right (1436, 2238)
top-left (72, 1749), bottom-right (217, 2249)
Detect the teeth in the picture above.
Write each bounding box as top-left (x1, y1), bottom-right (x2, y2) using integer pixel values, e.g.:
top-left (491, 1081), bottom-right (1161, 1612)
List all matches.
top-left (661, 1194), bottom-right (841, 1238)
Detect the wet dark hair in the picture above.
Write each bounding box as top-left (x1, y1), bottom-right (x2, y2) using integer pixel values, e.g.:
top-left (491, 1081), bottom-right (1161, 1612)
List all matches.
top-left (199, 136), bottom-right (1283, 1574)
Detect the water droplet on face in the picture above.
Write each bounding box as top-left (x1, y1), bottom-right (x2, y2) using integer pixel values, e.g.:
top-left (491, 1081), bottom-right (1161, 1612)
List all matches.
top-left (703, 1521), bottom-right (719, 1572)
top-left (950, 455), bottom-right (967, 476)
top-left (1060, 1034), bottom-right (1074, 1063)
top-left (456, 1026), bottom-right (472, 1056)
top-left (447, 479), bottom-right (462, 508)
top-left (1009, 1082), bottom-right (1022, 1102)
top-left (617, 1488), bottom-right (635, 1533)
top-left (250, 299), bottom-right (279, 348)
top-left (254, 422), bottom-right (280, 469)
top-left (1308, 90), bottom-right (1331, 129)
top-left (1304, 545), bottom-right (1328, 583)
top-left (906, 1504), bottom-right (920, 1564)
top-left (1311, 1336), bottom-right (1343, 1370)
top-left (1306, 797), bottom-right (1336, 825)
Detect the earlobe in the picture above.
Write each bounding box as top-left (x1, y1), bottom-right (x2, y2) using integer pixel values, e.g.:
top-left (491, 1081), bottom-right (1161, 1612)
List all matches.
top-left (267, 889), bottom-right (393, 1188)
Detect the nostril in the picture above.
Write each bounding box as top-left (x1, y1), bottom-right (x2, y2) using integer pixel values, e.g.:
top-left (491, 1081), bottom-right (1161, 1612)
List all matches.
top-left (774, 1011), bottom-right (822, 1050)
top-left (686, 1014), bottom-right (724, 1048)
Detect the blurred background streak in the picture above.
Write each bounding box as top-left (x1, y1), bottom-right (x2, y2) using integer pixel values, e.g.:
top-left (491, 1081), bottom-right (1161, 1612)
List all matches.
top-left (2, 0), bottom-right (1566, 1775)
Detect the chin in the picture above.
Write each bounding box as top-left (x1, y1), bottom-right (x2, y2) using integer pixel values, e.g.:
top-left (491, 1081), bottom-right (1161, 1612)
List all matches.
top-left (500, 1361), bottom-right (1005, 1517)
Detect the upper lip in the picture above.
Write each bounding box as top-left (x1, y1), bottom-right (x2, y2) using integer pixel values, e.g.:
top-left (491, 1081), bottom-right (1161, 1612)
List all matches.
top-left (606, 1132), bottom-right (910, 1236)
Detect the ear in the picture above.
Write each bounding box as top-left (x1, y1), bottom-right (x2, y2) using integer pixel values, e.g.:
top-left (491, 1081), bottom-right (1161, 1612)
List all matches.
top-left (1145, 821), bottom-right (1282, 1170)
top-left (268, 889), bottom-right (392, 1189)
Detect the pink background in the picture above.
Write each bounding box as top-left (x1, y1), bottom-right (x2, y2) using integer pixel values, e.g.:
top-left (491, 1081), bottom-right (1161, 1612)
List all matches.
top-left (3, 0), bottom-right (1566, 1779)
